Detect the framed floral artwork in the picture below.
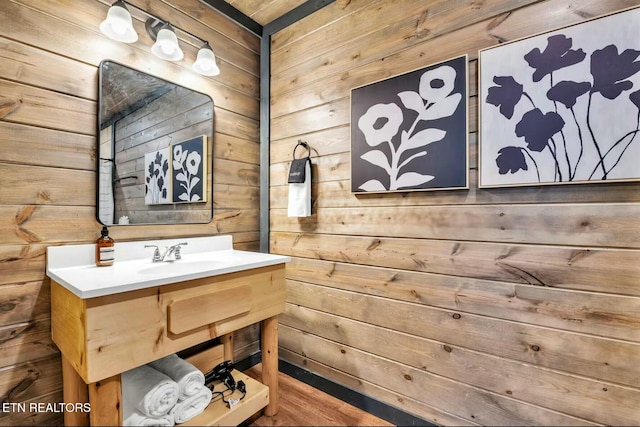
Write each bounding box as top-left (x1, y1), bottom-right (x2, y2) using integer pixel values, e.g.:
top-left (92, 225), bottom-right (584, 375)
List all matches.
top-left (479, 6), bottom-right (640, 188)
top-left (350, 55), bottom-right (468, 193)
top-left (171, 135), bottom-right (207, 203)
top-left (144, 147), bottom-right (171, 205)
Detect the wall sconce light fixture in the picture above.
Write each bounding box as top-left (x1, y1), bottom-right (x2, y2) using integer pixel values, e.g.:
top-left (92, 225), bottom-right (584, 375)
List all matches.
top-left (99, 0), bottom-right (138, 43)
top-left (99, 0), bottom-right (220, 76)
top-left (192, 42), bottom-right (220, 76)
top-left (150, 22), bottom-right (184, 61)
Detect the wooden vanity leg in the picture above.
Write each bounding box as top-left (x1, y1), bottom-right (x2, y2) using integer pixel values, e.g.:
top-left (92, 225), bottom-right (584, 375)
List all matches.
top-left (88, 374), bottom-right (122, 426)
top-left (221, 332), bottom-right (234, 362)
top-left (61, 356), bottom-right (90, 426)
top-left (261, 315), bottom-right (279, 416)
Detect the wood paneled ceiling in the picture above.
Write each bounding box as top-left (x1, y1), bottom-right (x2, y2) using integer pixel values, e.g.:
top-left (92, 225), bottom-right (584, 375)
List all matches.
top-left (220, 0), bottom-right (307, 25)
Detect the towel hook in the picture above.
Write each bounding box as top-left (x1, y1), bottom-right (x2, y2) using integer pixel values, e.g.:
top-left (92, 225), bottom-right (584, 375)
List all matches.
top-left (292, 140), bottom-right (310, 159)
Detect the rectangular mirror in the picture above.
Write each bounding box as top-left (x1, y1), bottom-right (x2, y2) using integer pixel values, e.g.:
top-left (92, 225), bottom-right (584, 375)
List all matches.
top-left (97, 60), bottom-right (214, 226)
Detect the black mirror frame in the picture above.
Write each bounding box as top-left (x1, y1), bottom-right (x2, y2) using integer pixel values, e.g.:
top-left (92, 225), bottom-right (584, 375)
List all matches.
top-left (96, 60), bottom-right (215, 226)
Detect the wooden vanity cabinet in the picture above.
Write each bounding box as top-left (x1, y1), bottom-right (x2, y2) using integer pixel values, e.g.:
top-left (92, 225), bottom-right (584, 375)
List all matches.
top-left (51, 264), bottom-right (286, 426)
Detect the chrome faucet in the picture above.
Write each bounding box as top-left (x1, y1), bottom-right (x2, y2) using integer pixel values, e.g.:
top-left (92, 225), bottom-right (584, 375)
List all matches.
top-left (144, 242), bottom-right (188, 262)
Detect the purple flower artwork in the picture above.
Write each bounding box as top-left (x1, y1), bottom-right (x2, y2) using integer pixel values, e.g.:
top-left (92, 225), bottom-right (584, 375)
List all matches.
top-left (351, 55), bottom-right (468, 193)
top-left (479, 7), bottom-right (640, 187)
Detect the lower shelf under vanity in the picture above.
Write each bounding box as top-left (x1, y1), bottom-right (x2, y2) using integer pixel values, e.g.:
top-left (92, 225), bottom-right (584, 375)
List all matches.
top-left (181, 370), bottom-right (269, 426)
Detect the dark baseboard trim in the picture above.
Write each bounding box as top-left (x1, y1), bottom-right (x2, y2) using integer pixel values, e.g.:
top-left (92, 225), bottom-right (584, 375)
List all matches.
top-left (234, 351), bottom-right (263, 372)
top-left (238, 351), bottom-right (432, 426)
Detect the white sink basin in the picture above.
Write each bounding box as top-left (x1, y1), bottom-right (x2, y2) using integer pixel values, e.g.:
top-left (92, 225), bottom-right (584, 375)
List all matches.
top-left (137, 260), bottom-right (222, 275)
top-left (46, 235), bottom-right (290, 298)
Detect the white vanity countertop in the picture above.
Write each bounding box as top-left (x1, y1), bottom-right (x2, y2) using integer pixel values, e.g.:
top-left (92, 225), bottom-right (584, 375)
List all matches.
top-left (46, 235), bottom-right (290, 299)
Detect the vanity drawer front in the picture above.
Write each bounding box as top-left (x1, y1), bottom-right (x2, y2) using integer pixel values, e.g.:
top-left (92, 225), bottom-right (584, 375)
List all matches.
top-left (75, 264), bottom-right (285, 383)
top-left (167, 284), bottom-right (252, 334)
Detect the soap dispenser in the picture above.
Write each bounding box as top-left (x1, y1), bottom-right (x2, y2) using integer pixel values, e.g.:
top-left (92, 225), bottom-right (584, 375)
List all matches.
top-left (96, 226), bottom-right (115, 267)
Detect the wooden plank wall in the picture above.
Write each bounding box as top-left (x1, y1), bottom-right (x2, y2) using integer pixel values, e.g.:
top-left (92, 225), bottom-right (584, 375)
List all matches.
top-left (269, 0), bottom-right (640, 425)
top-left (0, 0), bottom-right (260, 424)
top-left (113, 86), bottom-right (213, 224)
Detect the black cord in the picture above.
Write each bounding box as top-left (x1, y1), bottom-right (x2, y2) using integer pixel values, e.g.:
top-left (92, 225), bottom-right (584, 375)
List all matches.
top-left (237, 380), bottom-right (246, 401)
top-left (210, 390), bottom-right (228, 403)
top-left (208, 380), bottom-right (247, 404)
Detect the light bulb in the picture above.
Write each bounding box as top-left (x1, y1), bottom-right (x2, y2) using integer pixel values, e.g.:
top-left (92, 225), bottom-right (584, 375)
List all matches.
top-left (111, 19), bottom-right (127, 35)
top-left (160, 42), bottom-right (175, 56)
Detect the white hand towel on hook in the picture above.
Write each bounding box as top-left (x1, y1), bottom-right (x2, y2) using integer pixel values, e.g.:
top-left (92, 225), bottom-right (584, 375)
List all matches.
top-left (287, 157), bottom-right (311, 217)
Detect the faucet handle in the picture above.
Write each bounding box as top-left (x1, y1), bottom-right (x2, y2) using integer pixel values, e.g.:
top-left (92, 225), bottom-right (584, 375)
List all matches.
top-left (173, 242), bottom-right (188, 260)
top-left (144, 245), bottom-right (162, 262)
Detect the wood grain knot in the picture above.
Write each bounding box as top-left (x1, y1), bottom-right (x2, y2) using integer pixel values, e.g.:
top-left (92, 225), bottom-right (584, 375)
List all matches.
top-left (450, 243), bottom-right (461, 256)
top-left (153, 329), bottom-right (164, 350)
top-left (530, 345), bottom-right (540, 352)
top-left (0, 302), bottom-right (16, 312)
top-left (452, 313), bottom-right (461, 319)
top-left (366, 239), bottom-right (381, 251)
top-left (443, 345), bottom-right (452, 353)
top-left (37, 191), bottom-right (52, 202)
top-left (15, 206), bottom-right (37, 225)
top-left (6, 370), bottom-right (39, 401)
top-left (16, 226), bottom-right (42, 243)
top-left (403, 374), bottom-right (412, 381)
top-left (471, 0), bottom-right (484, 10)
top-left (0, 99), bottom-right (22, 119)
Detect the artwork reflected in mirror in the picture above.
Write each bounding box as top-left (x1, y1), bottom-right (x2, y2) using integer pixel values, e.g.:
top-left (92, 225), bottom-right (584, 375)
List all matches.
top-left (144, 147), bottom-right (171, 205)
top-left (97, 60), bottom-right (214, 225)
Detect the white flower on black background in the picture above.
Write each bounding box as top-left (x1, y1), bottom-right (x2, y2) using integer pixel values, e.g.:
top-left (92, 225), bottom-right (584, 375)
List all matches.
top-left (172, 144), bottom-right (203, 202)
top-left (352, 57), bottom-right (466, 193)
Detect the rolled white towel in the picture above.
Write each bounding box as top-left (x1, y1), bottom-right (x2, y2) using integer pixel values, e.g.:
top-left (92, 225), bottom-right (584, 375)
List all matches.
top-left (170, 389), bottom-right (212, 424)
top-left (148, 354), bottom-right (205, 400)
top-left (122, 365), bottom-right (180, 418)
top-left (123, 408), bottom-right (174, 426)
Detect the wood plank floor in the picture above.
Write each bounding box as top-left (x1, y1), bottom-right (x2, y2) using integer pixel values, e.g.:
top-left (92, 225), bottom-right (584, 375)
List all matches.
top-left (243, 364), bottom-right (394, 426)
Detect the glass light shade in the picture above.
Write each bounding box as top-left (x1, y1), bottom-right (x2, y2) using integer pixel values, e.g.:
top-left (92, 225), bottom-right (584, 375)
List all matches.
top-left (151, 24), bottom-right (183, 61)
top-left (99, 1), bottom-right (138, 43)
top-left (192, 44), bottom-right (220, 76)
